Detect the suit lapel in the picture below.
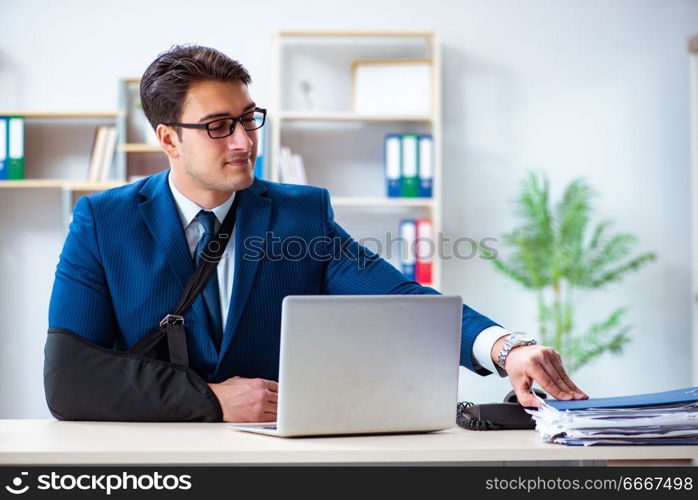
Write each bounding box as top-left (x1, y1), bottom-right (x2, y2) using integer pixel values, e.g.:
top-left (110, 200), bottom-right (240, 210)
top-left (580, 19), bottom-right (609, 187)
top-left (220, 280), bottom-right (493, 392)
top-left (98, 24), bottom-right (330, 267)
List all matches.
top-left (138, 171), bottom-right (193, 288)
top-left (217, 179), bottom-right (271, 368)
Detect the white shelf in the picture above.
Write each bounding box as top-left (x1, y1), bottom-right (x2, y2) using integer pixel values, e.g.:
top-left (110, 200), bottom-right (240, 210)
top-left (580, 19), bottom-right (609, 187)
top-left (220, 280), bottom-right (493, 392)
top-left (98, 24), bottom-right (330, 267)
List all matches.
top-left (331, 197), bottom-right (434, 208)
top-left (277, 29), bottom-right (435, 39)
top-left (278, 111), bottom-right (433, 123)
top-left (0, 180), bottom-right (126, 190)
top-left (117, 143), bottom-right (162, 153)
top-left (0, 111), bottom-right (122, 119)
top-left (272, 30), bottom-right (443, 290)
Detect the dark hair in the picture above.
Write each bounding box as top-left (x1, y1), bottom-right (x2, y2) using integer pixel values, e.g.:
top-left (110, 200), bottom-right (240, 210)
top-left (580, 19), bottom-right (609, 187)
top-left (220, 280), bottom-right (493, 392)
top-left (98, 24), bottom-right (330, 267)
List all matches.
top-left (140, 44), bottom-right (252, 135)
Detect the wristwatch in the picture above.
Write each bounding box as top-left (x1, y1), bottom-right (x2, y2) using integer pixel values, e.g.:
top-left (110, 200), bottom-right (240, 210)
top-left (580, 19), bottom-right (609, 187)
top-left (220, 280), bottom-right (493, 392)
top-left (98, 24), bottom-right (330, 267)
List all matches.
top-left (497, 332), bottom-right (538, 370)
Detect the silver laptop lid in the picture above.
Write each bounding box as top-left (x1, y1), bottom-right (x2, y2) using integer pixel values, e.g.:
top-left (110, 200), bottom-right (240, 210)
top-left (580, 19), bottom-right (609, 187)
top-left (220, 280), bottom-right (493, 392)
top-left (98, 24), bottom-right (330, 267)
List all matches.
top-left (277, 295), bottom-right (463, 436)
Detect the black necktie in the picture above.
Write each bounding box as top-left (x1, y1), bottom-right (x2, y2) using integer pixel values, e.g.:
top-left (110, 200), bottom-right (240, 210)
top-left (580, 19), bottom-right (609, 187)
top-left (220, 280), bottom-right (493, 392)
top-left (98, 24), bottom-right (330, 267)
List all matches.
top-left (195, 210), bottom-right (223, 349)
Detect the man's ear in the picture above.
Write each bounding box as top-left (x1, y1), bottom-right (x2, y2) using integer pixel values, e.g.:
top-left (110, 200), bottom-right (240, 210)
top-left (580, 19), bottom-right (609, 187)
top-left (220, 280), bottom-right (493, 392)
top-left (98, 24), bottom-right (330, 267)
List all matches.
top-left (157, 124), bottom-right (180, 159)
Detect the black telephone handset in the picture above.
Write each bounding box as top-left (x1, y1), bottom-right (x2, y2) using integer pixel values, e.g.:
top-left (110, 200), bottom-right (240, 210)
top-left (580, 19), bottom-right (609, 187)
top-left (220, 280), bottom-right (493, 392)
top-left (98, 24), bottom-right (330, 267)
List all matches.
top-left (456, 389), bottom-right (547, 431)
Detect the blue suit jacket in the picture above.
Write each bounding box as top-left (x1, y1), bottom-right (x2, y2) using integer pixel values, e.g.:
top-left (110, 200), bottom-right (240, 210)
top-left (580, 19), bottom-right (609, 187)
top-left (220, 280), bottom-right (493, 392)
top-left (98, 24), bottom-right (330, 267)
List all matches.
top-left (49, 170), bottom-right (498, 382)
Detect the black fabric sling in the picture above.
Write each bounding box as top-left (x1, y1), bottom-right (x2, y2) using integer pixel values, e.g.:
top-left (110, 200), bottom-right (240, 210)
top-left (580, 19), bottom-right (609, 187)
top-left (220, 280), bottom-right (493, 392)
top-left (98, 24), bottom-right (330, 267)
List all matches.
top-left (43, 193), bottom-right (241, 422)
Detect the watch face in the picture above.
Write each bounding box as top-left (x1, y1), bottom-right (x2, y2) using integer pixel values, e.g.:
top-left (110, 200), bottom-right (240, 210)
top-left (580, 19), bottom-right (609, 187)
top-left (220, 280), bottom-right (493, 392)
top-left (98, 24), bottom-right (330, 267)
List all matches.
top-left (513, 333), bottom-right (535, 343)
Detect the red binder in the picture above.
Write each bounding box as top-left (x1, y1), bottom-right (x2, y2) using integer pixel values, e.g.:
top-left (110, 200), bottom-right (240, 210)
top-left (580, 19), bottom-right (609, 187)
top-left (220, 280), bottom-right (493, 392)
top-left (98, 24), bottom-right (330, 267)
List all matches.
top-left (415, 218), bottom-right (433, 285)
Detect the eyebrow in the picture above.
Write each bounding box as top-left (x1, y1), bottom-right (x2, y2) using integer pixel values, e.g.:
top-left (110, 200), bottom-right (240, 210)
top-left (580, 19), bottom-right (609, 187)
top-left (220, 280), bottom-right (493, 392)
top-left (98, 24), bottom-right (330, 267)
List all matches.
top-left (198, 102), bottom-right (256, 123)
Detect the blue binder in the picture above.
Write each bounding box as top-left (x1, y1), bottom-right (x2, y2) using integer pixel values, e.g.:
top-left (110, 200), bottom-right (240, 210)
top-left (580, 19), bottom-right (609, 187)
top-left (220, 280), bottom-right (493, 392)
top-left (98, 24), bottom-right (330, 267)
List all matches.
top-left (254, 119), bottom-right (266, 179)
top-left (561, 436), bottom-right (698, 446)
top-left (417, 134), bottom-right (432, 197)
top-left (399, 219), bottom-right (416, 280)
top-left (546, 386), bottom-right (698, 411)
top-left (0, 116), bottom-right (7, 180)
top-left (384, 134), bottom-right (401, 197)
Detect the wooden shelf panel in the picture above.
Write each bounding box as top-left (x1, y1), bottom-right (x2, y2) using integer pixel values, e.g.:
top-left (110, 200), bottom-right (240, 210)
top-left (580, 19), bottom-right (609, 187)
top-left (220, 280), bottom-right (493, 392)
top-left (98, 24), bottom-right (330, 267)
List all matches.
top-left (278, 30), bottom-right (434, 39)
top-left (278, 111), bottom-right (433, 123)
top-left (0, 180), bottom-right (126, 190)
top-left (67, 181), bottom-right (127, 191)
top-left (0, 111), bottom-right (123, 119)
top-left (331, 197), bottom-right (433, 208)
top-left (117, 143), bottom-right (162, 153)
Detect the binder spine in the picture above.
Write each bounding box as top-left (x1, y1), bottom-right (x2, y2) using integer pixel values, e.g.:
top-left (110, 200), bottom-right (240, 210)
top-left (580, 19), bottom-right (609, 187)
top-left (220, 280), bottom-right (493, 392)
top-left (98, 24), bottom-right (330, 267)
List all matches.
top-left (415, 218), bottom-right (433, 285)
top-left (400, 134), bottom-right (419, 197)
top-left (384, 134), bottom-right (401, 197)
top-left (8, 116), bottom-right (24, 180)
top-left (418, 134), bottom-right (433, 198)
top-left (255, 122), bottom-right (265, 179)
top-left (399, 219), bottom-right (416, 281)
top-left (0, 117), bottom-right (7, 181)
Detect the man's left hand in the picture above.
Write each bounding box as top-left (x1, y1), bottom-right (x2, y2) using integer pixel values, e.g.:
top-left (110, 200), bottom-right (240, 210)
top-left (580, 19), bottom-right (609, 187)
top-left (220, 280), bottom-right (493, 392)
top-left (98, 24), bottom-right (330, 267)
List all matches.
top-left (491, 337), bottom-right (589, 408)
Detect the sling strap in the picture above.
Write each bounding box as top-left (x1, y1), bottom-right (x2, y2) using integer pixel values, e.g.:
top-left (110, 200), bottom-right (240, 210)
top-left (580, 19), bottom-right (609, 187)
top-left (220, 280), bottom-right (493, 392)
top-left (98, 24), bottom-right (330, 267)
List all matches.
top-left (128, 192), bottom-right (241, 366)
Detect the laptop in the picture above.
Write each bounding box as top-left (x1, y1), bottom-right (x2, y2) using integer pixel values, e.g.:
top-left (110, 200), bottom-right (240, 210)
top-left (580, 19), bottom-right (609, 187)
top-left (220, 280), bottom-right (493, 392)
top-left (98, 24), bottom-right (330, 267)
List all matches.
top-left (228, 294), bottom-right (463, 437)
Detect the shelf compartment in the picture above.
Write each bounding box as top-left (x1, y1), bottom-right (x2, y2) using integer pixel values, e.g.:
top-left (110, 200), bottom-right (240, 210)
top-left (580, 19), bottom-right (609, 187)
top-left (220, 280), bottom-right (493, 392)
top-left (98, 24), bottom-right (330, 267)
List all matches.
top-left (0, 179), bottom-right (126, 190)
top-left (331, 197), bottom-right (434, 208)
top-left (0, 111), bottom-right (122, 119)
top-left (278, 111), bottom-right (433, 123)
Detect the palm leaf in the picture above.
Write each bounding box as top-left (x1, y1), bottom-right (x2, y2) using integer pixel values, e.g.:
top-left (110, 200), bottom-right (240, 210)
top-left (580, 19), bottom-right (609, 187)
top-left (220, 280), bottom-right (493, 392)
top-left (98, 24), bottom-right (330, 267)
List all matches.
top-left (561, 307), bottom-right (632, 373)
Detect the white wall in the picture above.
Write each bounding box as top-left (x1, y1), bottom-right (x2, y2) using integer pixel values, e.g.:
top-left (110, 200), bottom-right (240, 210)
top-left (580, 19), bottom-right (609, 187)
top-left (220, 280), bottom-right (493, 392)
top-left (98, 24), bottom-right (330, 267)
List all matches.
top-left (1, 0), bottom-right (696, 417)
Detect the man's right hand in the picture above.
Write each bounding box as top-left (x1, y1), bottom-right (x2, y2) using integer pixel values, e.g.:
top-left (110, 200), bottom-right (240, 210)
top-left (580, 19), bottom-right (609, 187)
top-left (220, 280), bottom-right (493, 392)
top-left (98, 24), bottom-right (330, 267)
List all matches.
top-left (207, 376), bottom-right (278, 422)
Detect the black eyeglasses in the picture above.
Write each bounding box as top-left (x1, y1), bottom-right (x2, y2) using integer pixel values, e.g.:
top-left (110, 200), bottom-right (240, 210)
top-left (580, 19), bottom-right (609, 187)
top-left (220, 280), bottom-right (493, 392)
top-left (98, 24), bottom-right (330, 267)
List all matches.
top-left (165, 107), bottom-right (267, 139)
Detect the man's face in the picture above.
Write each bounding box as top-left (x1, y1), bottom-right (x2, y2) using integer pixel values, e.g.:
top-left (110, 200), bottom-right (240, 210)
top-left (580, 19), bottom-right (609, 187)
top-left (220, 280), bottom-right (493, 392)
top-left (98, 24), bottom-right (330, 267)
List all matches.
top-left (172, 79), bottom-right (257, 193)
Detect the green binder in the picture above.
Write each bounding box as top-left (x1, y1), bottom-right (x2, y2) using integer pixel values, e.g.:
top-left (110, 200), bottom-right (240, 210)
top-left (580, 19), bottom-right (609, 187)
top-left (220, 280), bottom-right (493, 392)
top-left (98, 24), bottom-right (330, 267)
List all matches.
top-left (7, 116), bottom-right (24, 180)
top-left (400, 133), bottom-right (419, 197)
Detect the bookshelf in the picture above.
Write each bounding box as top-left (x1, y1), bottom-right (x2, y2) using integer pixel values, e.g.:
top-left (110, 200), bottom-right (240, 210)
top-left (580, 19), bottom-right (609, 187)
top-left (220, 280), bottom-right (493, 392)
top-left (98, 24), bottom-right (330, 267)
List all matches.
top-left (270, 30), bottom-right (443, 290)
top-left (0, 82), bottom-right (170, 230)
top-left (0, 111), bottom-right (125, 228)
top-left (690, 34), bottom-right (698, 386)
top-left (116, 78), bottom-right (169, 183)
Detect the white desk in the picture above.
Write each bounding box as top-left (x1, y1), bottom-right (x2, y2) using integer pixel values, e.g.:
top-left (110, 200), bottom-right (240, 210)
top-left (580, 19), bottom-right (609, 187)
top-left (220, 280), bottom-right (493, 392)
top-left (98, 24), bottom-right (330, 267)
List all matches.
top-left (1, 420), bottom-right (697, 466)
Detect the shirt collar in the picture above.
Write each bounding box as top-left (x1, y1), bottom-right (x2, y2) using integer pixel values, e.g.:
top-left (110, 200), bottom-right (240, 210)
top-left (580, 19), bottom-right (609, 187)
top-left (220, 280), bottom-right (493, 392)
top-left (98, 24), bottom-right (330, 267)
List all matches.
top-left (167, 170), bottom-right (236, 229)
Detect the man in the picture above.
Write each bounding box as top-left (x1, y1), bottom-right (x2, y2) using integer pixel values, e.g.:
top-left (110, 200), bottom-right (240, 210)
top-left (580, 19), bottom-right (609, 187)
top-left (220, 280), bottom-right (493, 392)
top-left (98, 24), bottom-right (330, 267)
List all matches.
top-left (48, 45), bottom-right (587, 423)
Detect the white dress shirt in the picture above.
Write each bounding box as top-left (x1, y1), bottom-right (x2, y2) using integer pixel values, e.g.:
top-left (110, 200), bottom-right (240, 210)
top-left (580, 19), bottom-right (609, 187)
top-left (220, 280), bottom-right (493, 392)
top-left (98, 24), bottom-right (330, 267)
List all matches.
top-left (168, 174), bottom-right (510, 377)
top-left (168, 174), bottom-right (236, 329)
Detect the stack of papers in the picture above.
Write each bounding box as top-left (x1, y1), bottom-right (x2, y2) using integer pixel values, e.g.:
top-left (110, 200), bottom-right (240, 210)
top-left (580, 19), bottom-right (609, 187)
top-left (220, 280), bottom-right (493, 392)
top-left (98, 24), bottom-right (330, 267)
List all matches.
top-left (525, 386), bottom-right (698, 446)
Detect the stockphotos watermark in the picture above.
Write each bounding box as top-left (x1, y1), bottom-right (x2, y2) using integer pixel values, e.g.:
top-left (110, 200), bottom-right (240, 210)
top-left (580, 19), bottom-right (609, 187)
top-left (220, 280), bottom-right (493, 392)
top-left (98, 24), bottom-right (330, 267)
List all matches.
top-left (4, 470), bottom-right (191, 495)
top-left (198, 231), bottom-right (499, 270)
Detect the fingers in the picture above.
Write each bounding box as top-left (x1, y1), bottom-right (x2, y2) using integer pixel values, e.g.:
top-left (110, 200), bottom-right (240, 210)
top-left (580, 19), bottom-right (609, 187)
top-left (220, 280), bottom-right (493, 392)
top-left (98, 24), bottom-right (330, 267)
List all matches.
top-left (238, 390), bottom-right (278, 422)
top-left (523, 348), bottom-right (587, 401)
top-left (263, 402), bottom-right (278, 416)
top-left (538, 357), bottom-right (578, 399)
top-left (246, 377), bottom-right (279, 392)
top-left (526, 359), bottom-right (574, 401)
top-left (244, 378), bottom-right (279, 392)
top-left (253, 386), bottom-right (278, 419)
top-left (213, 376), bottom-right (280, 422)
top-left (266, 389), bottom-right (278, 404)
top-left (518, 393), bottom-right (541, 408)
top-left (545, 351), bottom-right (588, 399)
top-left (262, 379), bottom-right (279, 393)
top-left (221, 376), bottom-right (279, 392)
top-left (513, 379), bottom-right (541, 408)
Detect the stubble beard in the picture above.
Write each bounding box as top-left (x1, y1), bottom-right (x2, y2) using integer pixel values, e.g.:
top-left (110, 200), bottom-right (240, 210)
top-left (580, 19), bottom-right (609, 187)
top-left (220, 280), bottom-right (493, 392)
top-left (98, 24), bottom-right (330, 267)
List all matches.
top-left (182, 155), bottom-right (254, 193)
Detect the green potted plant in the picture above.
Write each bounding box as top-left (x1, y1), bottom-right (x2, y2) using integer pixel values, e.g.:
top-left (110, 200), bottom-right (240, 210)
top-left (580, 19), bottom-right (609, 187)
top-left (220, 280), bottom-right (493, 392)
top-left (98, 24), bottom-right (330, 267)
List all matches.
top-left (482, 171), bottom-right (656, 373)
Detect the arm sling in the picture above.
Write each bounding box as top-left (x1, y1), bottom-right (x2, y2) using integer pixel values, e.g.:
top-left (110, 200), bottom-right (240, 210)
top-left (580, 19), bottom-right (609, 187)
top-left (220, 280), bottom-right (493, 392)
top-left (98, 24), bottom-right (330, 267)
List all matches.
top-left (43, 194), bottom-right (241, 422)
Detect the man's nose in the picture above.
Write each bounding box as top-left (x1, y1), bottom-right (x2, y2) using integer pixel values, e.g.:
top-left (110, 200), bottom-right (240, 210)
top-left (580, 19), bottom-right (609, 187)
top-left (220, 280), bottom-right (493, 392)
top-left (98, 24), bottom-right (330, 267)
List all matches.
top-left (225, 121), bottom-right (252, 150)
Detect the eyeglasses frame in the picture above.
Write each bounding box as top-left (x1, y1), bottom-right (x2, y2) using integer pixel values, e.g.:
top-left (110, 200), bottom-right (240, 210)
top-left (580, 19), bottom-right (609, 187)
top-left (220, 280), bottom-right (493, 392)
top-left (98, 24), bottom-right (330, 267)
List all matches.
top-left (164, 107), bottom-right (267, 139)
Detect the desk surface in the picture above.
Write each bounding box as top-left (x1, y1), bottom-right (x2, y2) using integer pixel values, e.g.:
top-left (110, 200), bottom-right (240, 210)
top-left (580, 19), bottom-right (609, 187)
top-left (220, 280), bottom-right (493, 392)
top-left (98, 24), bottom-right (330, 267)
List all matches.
top-left (2, 420), bottom-right (698, 465)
